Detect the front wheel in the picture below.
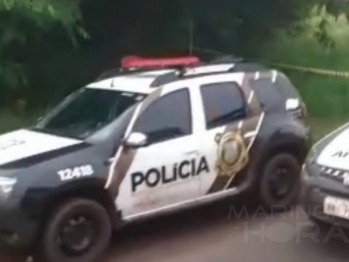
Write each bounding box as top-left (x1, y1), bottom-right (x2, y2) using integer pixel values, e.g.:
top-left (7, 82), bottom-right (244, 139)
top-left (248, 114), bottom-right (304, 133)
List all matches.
top-left (259, 153), bottom-right (301, 211)
top-left (36, 198), bottom-right (112, 262)
top-left (308, 215), bottom-right (332, 229)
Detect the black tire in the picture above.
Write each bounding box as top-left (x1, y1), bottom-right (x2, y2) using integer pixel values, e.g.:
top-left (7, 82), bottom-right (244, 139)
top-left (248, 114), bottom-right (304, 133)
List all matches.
top-left (36, 198), bottom-right (112, 262)
top-left (259, 153), bottom-right (301, 211)
top-left (308, 215), bottom-right (331, 229)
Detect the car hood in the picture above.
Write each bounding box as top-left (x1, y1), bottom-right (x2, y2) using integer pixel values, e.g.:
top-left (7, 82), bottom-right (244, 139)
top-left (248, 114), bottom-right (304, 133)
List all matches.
top-left (0, 129), bottom-right (83, 166)
top-left (317, 125), bottom-right (349, 170)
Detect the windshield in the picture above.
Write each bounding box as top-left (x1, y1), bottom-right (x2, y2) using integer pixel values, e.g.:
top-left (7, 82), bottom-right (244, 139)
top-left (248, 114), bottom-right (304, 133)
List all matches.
top-left (35, 88), bottom-right (146, 139)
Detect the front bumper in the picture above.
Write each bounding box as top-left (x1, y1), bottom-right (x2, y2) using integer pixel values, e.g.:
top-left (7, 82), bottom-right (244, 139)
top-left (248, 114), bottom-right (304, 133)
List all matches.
top-left (302, 167), bottom-right (349, 228)
top-left (0, 197), bottom-right (39, 255)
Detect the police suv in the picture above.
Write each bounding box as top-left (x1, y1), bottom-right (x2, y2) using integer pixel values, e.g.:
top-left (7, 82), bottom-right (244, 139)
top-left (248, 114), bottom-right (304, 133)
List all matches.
top-left (303, 121), bottom-right (349, 227)
top-left (0, 55), bottom-right (310, 262)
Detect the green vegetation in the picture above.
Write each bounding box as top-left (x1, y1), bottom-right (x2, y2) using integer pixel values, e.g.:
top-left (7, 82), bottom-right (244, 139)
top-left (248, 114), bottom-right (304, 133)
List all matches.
top-left (0, 0), bottom-right (349, 142)
top-left (310, 117), bottom-right (348, 141)
top-left (0, 111), bottom-right (34, 134)
top-left (261, 5), bottom-right (349, 119)
top-left (0, 0), bottom-right (83, 108)
top-left (256, 4), bottom-right (349, 140)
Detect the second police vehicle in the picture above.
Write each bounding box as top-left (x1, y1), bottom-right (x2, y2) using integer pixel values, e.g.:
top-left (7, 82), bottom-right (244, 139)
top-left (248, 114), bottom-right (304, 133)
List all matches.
top-left (303, 120), bottom-right (349, 228)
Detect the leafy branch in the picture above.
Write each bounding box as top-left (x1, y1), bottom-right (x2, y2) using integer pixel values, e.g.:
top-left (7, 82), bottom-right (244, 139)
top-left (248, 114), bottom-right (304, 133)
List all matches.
top-left (0, 0), bottom-right (83, 103)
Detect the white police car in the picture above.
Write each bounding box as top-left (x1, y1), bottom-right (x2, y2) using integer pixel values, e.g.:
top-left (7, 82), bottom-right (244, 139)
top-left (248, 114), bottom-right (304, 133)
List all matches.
top-left (0, 56), bottom-right (310, 262)
top-left (303, 121), bottom-right (349, 227)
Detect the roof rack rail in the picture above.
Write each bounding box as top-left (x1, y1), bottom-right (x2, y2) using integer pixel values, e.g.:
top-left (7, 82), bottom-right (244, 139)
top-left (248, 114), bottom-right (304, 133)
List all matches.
top-left (228, 62), bottom-right (269, 72)
top-left (178, 56), bottom-right (270, 79)
top-left (150, 71), bottom-right (180, 87)
top-left (214, 56), bottom-right (269, 72)
top-left (182, 64), bottom-right (235, 77)
top-left (210, 55), bottom-right (269, 72)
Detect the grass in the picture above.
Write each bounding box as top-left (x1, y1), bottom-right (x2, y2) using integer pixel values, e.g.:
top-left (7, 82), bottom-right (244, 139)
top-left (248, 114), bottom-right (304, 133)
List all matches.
top-left (0, 111), bottom-right (35, 134)
top-left (310, 116), bottom-right (348, 142)
top-left (283, 71), bottom-right (349, 119)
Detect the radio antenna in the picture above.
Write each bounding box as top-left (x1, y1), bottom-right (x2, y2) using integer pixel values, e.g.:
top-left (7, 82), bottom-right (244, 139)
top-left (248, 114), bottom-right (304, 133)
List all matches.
top-left (189, 18), bottom-right (194, 55)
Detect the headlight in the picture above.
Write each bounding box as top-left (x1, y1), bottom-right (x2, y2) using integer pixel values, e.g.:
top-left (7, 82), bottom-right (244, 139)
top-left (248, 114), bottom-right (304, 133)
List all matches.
top-left (301, 164), bottom-right (310, 181)
top-left (304, 145), bottom-right (322, 179)
top-left (0, 177), bottom-right (17, 198)
top-left (306, 146), bottom-right (318, 165)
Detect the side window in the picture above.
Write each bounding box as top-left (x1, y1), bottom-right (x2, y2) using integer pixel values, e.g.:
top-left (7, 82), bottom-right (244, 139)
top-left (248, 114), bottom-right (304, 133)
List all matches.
top-left (133, 89), bottom-right (192, 144)
top-left (274, 73), bottom-right (300, 98)
top-left (251, 79), bottom-right (285, 112)
top-left (200, 82), bottom-right (247, 130)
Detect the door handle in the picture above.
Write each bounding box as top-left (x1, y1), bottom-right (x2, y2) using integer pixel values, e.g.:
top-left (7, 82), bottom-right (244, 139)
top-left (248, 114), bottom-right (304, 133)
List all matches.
top-left (105, 157), bottom-right (116, 165)
top-left (185, 150), bottom-right (199, 156)
top-left (109, 157), bottom-right (116, 163)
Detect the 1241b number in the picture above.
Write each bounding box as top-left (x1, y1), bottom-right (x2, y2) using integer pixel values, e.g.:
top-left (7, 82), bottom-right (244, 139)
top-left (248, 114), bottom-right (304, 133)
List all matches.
top-left (58, 165), bottom-right (94, 181)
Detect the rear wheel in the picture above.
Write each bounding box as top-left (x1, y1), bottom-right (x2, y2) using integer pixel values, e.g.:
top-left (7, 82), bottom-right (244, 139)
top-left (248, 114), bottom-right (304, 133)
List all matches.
top-left (308, 215), bottom-right (332, 229)
top-left (259, 153), bottom-right (301, 211)
top-left (36, 198), bottom-right (112, 262)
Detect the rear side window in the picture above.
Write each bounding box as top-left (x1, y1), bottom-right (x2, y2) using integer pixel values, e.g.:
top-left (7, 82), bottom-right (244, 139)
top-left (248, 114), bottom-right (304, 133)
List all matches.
top-left (274, 73), bottom-right (300, 98)
top-left (200, 82), bottom-right (247, 129)
top-left (252, 74), bottom-right (300, 113)
top-left (133, 89), bottom-right (192, 144)
top-left (251, 79), bottom-right (285, 113)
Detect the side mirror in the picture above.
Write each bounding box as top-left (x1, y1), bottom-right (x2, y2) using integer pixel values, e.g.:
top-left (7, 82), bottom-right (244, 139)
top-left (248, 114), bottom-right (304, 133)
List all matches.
top-left (124, 132), bottom-right (148, 148)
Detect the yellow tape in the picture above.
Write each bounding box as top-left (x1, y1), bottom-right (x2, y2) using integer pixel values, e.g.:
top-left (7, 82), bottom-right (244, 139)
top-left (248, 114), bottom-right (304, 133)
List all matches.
top-left (194, 47), bottom-right (349, 78)
top-left (269, 62), bottom-right (349, 78)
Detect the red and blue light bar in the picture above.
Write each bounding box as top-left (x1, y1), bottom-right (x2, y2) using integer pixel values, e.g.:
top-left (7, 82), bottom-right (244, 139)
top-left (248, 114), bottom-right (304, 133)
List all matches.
top-left (121, 55), bottom-right (200, 68)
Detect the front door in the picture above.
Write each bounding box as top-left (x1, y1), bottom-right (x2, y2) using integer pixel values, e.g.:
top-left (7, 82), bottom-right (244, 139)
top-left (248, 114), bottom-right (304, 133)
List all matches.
top-left (114, 88), bottom-right (208, 219)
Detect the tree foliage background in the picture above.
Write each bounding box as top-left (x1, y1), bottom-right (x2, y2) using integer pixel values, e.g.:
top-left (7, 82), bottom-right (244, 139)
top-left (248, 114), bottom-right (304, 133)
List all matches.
top-left (0, 0), bottom-right (348, 112)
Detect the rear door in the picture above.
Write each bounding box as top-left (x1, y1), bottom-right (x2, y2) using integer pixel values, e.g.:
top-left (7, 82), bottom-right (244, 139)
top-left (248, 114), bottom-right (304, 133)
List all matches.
top-left (194, 75), bottom-right (265, 196)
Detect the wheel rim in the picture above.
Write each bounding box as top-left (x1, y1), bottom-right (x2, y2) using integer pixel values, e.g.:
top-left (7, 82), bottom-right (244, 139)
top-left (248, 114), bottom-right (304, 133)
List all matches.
top-left (267, 164), bottom-right (296, 201)
top-left (57, 215), bottom-right (96, 256)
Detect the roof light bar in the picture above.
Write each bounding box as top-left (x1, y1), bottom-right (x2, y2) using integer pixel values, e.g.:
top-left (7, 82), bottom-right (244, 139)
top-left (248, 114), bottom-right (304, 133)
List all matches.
top-left (121, 56), bottom-right (200, 68)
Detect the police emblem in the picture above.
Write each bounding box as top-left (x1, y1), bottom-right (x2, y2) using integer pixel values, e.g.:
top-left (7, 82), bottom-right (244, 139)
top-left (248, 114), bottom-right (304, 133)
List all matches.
top-left (215, 131), bottom-right (249, 177)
